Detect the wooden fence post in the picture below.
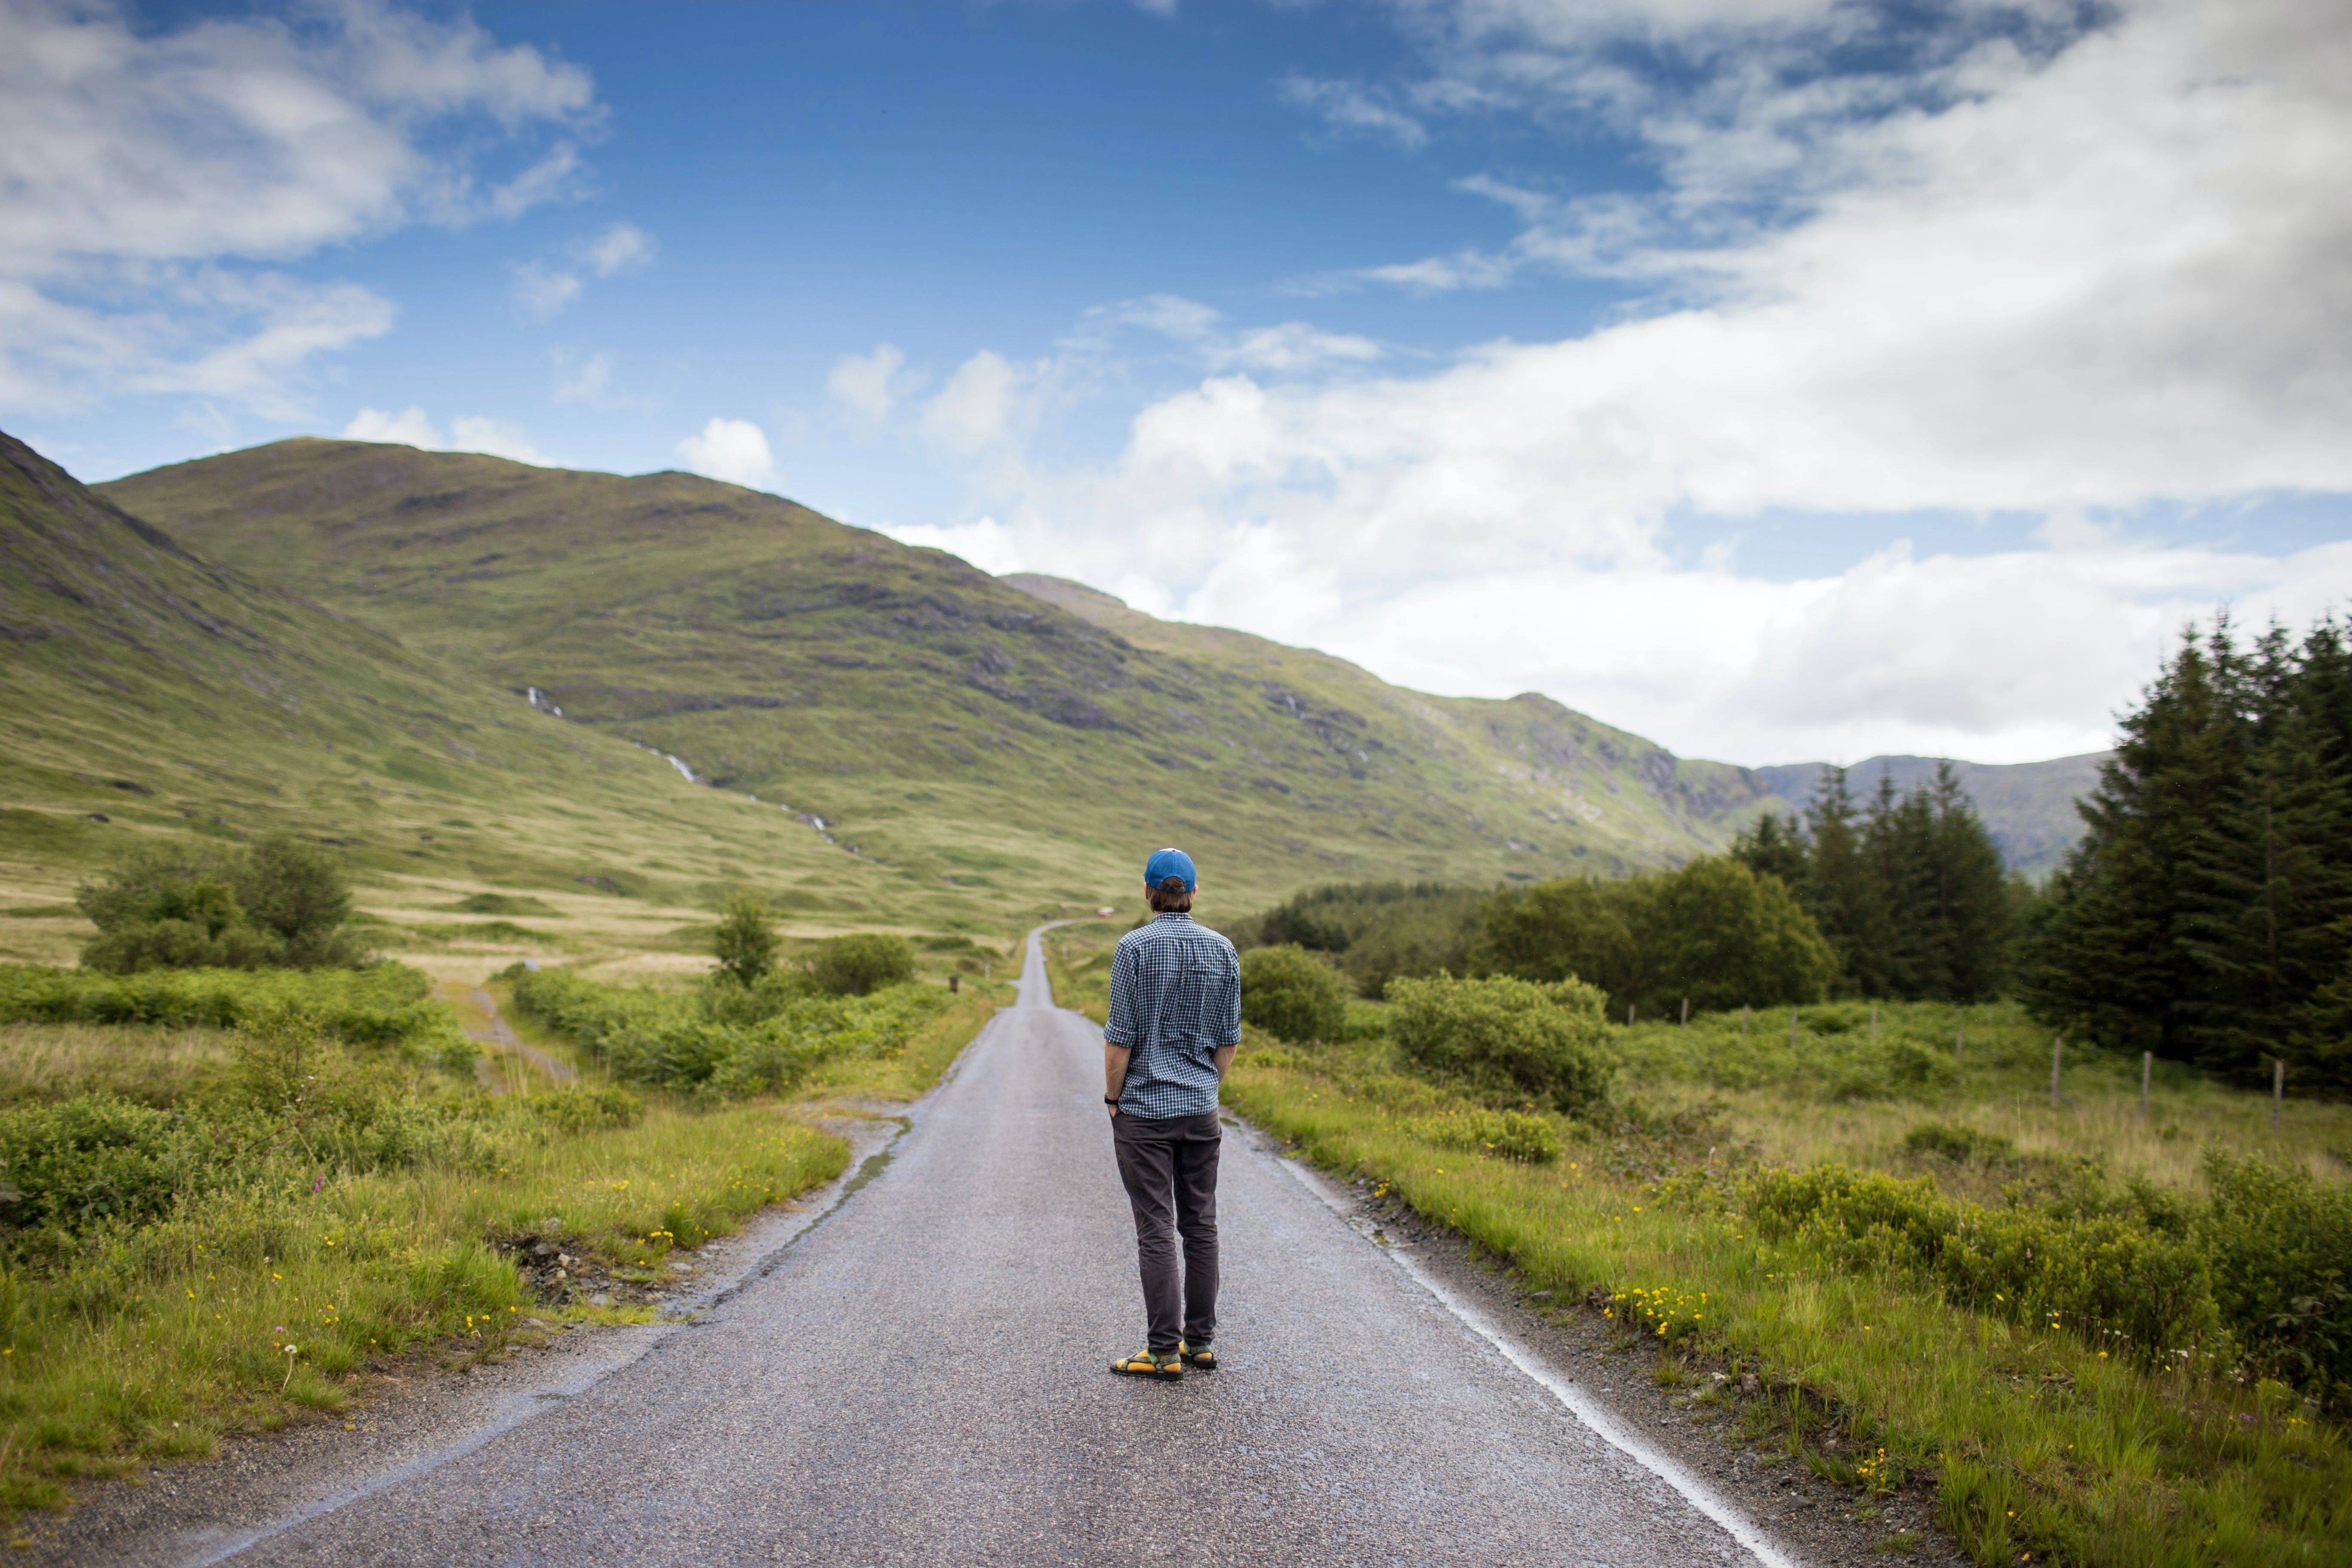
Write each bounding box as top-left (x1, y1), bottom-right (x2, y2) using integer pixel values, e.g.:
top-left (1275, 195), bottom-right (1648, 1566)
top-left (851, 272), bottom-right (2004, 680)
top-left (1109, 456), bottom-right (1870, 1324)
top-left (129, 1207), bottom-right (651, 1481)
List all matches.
top-left (1743, 1004), bottom-right (1751, 1035)
top-left (1628, 1003), bottom-right (1636, 1026)
top-left (1871, 1002), bottom-right (1879, 1041)
top-left (1681, 997), bottom-right (1690, 1026)
top-left (1790, 1008), bottom-right (1799, 1047)
top-left (2050, 1035), bottom-right (2063, 1106)
top-left (2275, 1059), bottom-right (2285, 1130)
top-left (2141, 1050), bottom-right (2151, 1118)
top-left (1955, 1026), bottom-right (1963, 1065)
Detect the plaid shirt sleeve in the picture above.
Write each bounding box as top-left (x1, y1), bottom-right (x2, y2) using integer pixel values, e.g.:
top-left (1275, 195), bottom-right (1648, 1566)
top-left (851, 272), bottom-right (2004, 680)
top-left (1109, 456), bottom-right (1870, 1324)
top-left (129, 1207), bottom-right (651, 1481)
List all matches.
top-left (1104, 937), bottom-right (1139, 1047)
top-left (1217, 943), bottom-right (1240, 1046)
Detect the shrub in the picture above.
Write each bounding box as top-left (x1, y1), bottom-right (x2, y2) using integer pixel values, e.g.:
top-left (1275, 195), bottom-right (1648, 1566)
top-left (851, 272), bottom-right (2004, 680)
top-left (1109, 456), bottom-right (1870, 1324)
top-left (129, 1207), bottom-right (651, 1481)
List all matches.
top-left (1415, 1106), bottom-right (1562, 1164)
top-left (808, 934), bottom-right (915, 997)
top-left (0, 1096), bottom-right (205, 1232)
top-left (1745, 1162), bottom-right (2218, 1364)
top-left (1240, 945), bottom-right (1348, 1043)
top-left (75, 835), bottom-right (363, 973)
top-left (1902, 1122), bottom-right (2018, 1164)
top-left (712, 891), bottom-right (780, 987)
top-left (509, 967), bottom-right (946, 1094)
top-left (520, 1083), bottom-right (644, 1135)
top-left (2203, 1153), bottom-right (2352, 1407)
top-left (1386, 973), bottom-right (1613, 1113)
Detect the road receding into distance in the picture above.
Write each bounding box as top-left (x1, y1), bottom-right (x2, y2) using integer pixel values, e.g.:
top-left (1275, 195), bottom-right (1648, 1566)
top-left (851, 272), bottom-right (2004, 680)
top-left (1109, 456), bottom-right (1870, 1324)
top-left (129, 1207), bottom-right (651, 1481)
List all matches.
top-left (138, 928), bottom-right (1799, 1567)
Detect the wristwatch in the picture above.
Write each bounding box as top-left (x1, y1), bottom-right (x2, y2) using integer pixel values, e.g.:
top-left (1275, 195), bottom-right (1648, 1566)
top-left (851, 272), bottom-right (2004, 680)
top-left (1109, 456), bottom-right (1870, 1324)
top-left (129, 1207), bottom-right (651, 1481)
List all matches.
top-left (1103, 1096), bottom-right (1119, 1106)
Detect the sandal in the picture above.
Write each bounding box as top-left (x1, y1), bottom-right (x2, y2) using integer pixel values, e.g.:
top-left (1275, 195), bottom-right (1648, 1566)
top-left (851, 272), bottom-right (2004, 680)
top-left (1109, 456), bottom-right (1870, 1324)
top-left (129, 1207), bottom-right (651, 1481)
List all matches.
top-left (1179, 1341), bottom-right (1216, 1370)
top-left (1110, 1348), bottom-right (1183, 1381)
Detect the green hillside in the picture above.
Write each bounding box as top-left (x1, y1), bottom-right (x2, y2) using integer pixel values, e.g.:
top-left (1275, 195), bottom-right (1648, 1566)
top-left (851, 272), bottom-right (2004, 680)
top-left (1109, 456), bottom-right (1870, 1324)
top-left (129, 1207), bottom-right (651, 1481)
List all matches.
top-left (1751, 753), bottom-right (2105, 876)
top-left (0, 431), bottom-right (999, 960)
top-left (95, 439), bottom-right (1782, 914)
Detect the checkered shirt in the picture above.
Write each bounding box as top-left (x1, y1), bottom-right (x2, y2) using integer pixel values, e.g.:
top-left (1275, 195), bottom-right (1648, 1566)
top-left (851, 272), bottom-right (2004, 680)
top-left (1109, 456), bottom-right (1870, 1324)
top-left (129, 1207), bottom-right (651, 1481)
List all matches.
top-left (1104, 913), bottom-right (1241, 1119)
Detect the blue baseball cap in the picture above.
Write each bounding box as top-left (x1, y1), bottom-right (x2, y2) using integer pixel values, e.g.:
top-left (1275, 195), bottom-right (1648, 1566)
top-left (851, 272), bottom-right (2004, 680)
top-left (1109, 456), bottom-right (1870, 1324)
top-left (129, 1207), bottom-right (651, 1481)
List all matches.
top-left (1143, 847), bottom-right (1197, 891)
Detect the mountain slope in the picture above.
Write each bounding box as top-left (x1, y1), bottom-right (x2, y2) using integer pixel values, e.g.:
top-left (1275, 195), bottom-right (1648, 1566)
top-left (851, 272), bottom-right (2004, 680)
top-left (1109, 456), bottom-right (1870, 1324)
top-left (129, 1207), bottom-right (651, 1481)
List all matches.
top-left (98, 440), bottom-right (1782, 910)
top-left (1009, 574), bottom-right (2104, 878)
top-left (0, 431), bottom-right (939, 941)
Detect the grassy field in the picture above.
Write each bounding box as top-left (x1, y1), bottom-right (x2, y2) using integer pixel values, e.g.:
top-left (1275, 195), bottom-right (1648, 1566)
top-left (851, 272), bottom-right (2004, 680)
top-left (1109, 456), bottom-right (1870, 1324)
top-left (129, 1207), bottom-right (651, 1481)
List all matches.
top-left (0, 946), bottom-right (1003, 1525)
top-left (1045, 919), bottom-right (2352, 1566)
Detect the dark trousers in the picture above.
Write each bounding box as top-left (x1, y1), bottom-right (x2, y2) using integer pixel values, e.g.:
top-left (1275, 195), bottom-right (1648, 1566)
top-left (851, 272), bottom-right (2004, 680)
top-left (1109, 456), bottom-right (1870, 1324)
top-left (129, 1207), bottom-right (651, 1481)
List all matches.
top-left (1110, 1110), bottom-right (1222, 1353)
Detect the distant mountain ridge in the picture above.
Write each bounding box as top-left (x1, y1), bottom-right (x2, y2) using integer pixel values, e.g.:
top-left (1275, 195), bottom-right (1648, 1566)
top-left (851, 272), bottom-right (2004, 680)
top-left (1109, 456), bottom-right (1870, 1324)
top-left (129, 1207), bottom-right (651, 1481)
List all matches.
top-left (1007, 574), bottom-right (2104, 877)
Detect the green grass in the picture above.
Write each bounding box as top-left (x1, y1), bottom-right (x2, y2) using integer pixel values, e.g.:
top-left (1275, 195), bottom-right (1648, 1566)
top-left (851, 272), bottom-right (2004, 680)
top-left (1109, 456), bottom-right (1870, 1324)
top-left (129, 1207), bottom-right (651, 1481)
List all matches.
top-left (0, 1092), bottom-right (846, 1513)
top-left (0, 949), bottom-right (1007, 1524)
top-left (1220, 1014), bottom-right (2352, 1568)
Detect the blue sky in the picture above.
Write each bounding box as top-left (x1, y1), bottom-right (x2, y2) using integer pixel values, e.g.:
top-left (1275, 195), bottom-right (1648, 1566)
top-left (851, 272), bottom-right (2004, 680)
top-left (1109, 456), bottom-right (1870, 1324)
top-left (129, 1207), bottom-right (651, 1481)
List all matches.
top-left (5, 0), bottom-right (2349, 765)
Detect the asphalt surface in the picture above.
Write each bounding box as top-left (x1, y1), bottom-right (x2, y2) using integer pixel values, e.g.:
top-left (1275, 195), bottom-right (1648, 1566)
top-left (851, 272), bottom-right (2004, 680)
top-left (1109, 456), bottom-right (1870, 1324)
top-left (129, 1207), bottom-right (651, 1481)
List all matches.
top-left (174, 929), bottom-right (1789, 1568)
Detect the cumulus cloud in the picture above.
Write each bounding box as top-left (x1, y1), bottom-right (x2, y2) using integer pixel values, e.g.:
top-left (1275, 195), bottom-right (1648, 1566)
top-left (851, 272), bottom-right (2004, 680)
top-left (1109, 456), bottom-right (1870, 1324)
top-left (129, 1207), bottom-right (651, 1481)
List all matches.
top-left (582, 220), bottom-right (655, 277)
top-left (827, 344), bottom-right (911, 421)
top-left (509, 220), bottom-right (656, 320)
top-left (0, 0), bottom-right (599, 414)
top-left (342, 406), bottom-right (548, 464)
top-left (675, 417), bottom-right (776, 489)
top-left (920, 352), bottom-right (1022, 457)
top-left (511, 261), bottom-right (584, 320)
top-left (927, 0), bottom-right (2352, 763)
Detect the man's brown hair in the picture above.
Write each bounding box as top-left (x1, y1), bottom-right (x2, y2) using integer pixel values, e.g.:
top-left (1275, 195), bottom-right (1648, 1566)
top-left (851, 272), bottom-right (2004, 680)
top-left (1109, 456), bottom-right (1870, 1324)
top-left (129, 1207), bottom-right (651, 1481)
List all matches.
top-left (1145, 875), bottom-right (1194, 914)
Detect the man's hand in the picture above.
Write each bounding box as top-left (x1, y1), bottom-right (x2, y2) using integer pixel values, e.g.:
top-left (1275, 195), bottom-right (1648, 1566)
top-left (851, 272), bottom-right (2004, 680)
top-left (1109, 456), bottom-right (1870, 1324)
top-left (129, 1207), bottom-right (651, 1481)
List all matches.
top-left (1103, 1041), bottom-right (1131, 1116)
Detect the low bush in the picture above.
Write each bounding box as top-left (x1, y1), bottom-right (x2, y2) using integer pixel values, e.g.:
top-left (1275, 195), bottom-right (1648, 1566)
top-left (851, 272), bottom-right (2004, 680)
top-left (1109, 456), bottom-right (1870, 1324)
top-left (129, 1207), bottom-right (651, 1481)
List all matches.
top-left (507, 967), bottom-right (947, 1095)
top-left (0, 1096), bottom-right (206, 1231)
top-left (0, 964), bottom-right (472, 1070)
top-left (76, 835), bottom-right (364, 972)
top-left (1745, 1163), bottom-right (2218, 1366)
top-left (1240, 945), bottom-right (1348, 1044)
top-left (2203, 1152), bottom-right (2352, 1408)
top-left (808, 934), bottom-right (916, 996)
top-left (1386, 973), bottom-right (1613, 1114)
top-left (1902, 1121), bottom-right (2018, 1164)
top-left (1414, 1106), bottom-right (1561, 1164)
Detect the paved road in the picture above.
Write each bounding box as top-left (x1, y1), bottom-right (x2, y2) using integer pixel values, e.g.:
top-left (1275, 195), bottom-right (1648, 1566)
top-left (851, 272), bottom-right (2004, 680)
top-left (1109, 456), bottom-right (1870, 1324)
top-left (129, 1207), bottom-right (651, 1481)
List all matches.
top-left (211, 930), bottom-right (1781, 1567)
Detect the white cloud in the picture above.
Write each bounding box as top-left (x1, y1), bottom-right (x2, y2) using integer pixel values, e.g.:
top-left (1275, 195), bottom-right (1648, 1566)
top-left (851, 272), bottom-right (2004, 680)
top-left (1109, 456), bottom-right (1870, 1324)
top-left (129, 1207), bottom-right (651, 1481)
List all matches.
top-left (551, 349), bottom-right (611, 403)
top-left (920, 0), bottom-right (2352, 763)
top-left (920, 351), bottom-right (1021, 457)
top-left (511, 261), bottom-right (583, 320)
top-left (880, 516), bottom-right (1027, 576)
top-left (341, 406), bottom-right (547, 464)
top-left (674, 417), bottom-right (776, 489)
top-left (0, 0), bottom-right (598, 414)
top-left (1278, 76), bottom-right (1430, 149)
top-left (582, 221), bottom-right (655, 277)
top-left (827, 343), bottom-right (910, 421)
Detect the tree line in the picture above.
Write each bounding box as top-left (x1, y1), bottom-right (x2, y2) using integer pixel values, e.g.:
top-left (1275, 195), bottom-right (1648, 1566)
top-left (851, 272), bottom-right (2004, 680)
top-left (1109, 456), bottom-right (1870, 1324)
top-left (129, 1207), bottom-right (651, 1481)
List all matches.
top-left (1232, 757), bottom-right (2019, 1022)
top-left (2025, 616), bottom-right (2352, 1089)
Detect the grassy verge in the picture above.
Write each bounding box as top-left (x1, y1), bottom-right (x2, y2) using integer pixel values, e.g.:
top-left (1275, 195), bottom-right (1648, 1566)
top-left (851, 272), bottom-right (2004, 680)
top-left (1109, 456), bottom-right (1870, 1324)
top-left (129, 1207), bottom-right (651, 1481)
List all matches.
top-left (0, 957), bottom-right (999, 1525)
top-left (1225, 1028), bottom-right (2352, 1568)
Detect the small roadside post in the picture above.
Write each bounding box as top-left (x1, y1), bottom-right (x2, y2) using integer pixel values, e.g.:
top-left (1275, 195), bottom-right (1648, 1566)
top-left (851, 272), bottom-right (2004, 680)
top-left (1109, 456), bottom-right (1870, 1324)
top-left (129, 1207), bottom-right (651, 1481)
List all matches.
top-left (1681, 997), bottom-right (1689, 1026)
top-left (1955, 1026), bottom-right (1964, 1065)
top-left (2050, 1035), bottom-right (2063, 1107)
top-left (949, 974), bottom-right (960, 995)
top-left (2141, 1050), bottom-right (2152, 1118)
top-left (1628, 1003), bottom-right (1636, 1026)
top-left (1870, 1002), bottom-right (1879, 1040)
top-left (1742, 1004), bottom-right (1751, 1035)
top-left (2275, 1059), bottom-right (2285, 1130)
top-left (1789, 1008), bottom-right (1798, 1047)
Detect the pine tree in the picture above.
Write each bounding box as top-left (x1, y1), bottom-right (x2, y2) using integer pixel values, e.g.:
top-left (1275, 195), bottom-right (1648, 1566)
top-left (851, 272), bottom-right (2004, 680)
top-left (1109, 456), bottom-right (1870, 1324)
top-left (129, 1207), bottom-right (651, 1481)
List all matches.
top-left (1926, 760), bottom-right (2013, 1002)
top-left (1803, 766), bottom-right (1886, 996)
top-left (1730, 811), bottom-right (1808, 890)
top-left (2028, 621), bottom-right (2258, 1059)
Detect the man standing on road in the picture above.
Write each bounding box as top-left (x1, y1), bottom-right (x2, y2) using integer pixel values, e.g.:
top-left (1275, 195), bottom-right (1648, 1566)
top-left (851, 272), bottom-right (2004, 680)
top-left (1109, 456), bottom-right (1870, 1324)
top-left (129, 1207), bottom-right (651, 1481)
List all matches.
top-left (1104, 847), bottom-right (1240, 1381)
